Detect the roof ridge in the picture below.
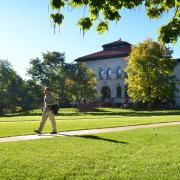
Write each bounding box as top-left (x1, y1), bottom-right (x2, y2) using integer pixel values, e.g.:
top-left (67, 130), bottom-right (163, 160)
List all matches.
top-left (102, 39), bottom-right (131, 47)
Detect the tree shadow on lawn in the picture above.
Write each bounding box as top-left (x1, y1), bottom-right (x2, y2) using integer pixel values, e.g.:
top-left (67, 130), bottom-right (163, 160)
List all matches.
top-left (1, 108), bottom-right (180, 118)
top-left (83, 108), bottom-right (180, 117)
top-left (1, 112), bottom-right (80, 117)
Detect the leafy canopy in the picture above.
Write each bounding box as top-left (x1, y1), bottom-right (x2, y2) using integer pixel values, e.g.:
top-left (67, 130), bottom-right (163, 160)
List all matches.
top-left (64, 63), bottom-right (97, 106)
top-left (0, 60), bottom-right (24, 114)
top-left (27, 52), bottom-right (97, 107)
top-left (125, 39), bottom-right (177, 107)
top-left (50, 0), bottom-right (180, 43)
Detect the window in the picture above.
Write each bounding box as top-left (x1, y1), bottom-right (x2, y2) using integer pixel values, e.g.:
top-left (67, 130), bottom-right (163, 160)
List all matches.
top-left (117, 68), bottom-right (122, 78)
top-left (117, 86), bottom-right (122, 98)
top-left (107, 69), bottom-right (112, 79)
top-left (99, 70), bottom-right (104, 80)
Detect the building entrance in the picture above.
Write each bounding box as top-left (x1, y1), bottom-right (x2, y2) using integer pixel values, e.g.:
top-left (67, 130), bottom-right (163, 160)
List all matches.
top-left (101, 86), bottom-right (111, 100)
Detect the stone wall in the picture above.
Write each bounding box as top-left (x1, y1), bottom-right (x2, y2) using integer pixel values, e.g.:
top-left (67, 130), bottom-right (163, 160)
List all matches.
top-left (83, 58), bottom-right (180, 107)
top-left (83, 57), bottom-right (128, 105)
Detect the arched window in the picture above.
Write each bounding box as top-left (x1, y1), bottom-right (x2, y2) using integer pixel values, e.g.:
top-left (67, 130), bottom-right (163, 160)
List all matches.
top-left (117, 68), bottom-right (122, 78)
top-left (99, 70), bottom-right (104, 80)
top-left (107, 69), bottom-right (112, 79)
top-left (117, 86), bottom-right (122, 98)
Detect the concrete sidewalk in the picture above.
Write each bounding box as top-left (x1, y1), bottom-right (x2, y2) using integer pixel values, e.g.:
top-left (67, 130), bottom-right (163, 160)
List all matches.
top-left (0, 121), bottom-right (180, 143)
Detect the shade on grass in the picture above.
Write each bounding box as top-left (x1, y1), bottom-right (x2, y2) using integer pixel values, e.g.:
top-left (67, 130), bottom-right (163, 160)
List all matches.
top-left (0, 125), bottom-right (180, 179)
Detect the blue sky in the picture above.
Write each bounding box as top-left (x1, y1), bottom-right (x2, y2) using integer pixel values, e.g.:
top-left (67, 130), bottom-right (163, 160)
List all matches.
top-left (0, 0), bottom-right (179, 79)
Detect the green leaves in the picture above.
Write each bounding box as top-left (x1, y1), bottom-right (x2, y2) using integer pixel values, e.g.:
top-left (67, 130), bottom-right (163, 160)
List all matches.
top-left (65, 63), bottom-right (97, 106)
top-left (125, 39), bottom-right (176, 106)
top-left (176, 0), bottom-right (180, 6)
top-left (90, 8), bottom-right (99, 20)
top-left (69, 0), bottom-right (89, 8)
top-left (27, 52), bottom-right (96, 107)
top-left (147, 7), bottom-right (162, 18)
top-left (158, 18), bottom-right (180, 44)
top-left (77, 17), bottom-right (92, 31)
top-left (122, 0), bottom-right (143, 9)
top-left (50, 13), bottom-right (64, 25)
top-left (103, 6), bottom-right (121, 21)
top-left (175, 8), bottom-right (180, 18)
top-left (49, 0), bottom-right (180, 43)
top-left (50, 0), bottom-right (65, 10)
top-left (0, 60), bottom-right (24, 115)
top-left (96, 22), bottom-right (109, 34)
top-left (161, 0), bottom-right (176, 9)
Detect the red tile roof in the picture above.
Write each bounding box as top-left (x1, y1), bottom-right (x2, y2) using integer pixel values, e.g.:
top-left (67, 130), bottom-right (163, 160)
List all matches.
top-left (76, 48), bottom-right (131, 62)
top-left (75, 39), bottom-right (132, 62)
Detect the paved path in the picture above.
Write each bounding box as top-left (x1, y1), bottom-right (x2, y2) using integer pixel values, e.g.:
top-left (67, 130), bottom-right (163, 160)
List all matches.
top-left (0, 121), bottom-right (180, 143)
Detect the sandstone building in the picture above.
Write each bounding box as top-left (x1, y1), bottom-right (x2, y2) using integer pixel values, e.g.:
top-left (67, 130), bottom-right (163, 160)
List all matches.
top-left (76, 39), bottom-right (180, 107)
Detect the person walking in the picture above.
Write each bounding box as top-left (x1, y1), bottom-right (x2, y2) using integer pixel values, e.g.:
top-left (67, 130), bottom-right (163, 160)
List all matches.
top-left (34, 87), bottom-right (58, 134)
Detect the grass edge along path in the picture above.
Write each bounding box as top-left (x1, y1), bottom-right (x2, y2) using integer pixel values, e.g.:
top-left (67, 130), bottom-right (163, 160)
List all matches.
top-left (1, 108), bottom-right (180, 138)
top-left (0, 121), bottom-right (180, 143)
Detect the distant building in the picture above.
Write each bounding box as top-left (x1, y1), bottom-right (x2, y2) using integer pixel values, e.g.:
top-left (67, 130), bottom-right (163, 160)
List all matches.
top-left (75, 39), bottom-right (180, 107)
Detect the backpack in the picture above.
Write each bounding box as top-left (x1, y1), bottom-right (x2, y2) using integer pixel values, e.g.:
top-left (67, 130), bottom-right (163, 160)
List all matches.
top-left (51, 104), bottom-right (59, 115)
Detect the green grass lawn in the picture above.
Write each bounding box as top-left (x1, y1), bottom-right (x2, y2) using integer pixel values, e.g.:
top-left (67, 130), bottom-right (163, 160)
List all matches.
top-left (0, 108), bottom-right (180, 137)
top-left (0, 125), bottom-right (180, 179)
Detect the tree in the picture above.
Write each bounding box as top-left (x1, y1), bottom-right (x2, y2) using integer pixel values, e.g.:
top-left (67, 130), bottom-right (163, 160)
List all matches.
top-left (49, 0), bottom-right (180, 43)
top-left (65, 63), bottom-right (97, 107)
top-left (27, 52), bottom-right (97, 107)
top-left (125, 39), bottom-right (177, 109)
top-left (27, 51), bottom-right (67, 106)
top-left (7, 71), bottom-right (23, 112)
top-left (27, 51), bottom-right (65, 87)
top-left (20, 80), bottom-right (43, 111)
top-left (0, 60), bottom-right (23, 115)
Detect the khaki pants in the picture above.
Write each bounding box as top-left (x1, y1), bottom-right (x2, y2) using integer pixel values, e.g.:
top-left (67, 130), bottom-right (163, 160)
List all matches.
top-left (38, 110), bottom-right (57, 132)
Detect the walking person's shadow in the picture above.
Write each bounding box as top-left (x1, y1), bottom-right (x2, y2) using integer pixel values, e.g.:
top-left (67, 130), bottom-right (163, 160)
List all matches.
top-left (40, 133), bottom-right (129, 144)
top-left (72, 134), bottom-right (129, 144)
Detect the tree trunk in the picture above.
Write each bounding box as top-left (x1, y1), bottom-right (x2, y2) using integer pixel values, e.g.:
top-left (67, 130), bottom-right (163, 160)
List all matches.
top-left (0, 104), bottom-right (4, 116)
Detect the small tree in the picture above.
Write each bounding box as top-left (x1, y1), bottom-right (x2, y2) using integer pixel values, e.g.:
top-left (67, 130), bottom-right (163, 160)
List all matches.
top-left (125, 39), bottom-right (177, 109)
top-left (65, 63), bottom-right (97, 108)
